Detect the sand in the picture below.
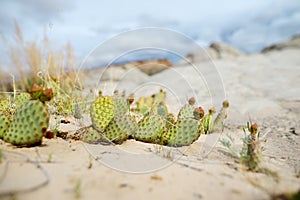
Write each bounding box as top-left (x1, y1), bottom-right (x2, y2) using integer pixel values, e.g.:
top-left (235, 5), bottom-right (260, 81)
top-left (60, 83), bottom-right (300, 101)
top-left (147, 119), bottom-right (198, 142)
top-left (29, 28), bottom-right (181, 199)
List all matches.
top-left (0, 45), bottom-right (299, 200)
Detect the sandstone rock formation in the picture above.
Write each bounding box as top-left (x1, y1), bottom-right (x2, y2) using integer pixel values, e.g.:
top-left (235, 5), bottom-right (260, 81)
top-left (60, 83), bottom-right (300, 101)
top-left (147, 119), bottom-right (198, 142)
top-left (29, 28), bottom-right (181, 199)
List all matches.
top-left (262, 34), bottom-right (300, 53)
top-left (183, 42), bottom-right (244, 64)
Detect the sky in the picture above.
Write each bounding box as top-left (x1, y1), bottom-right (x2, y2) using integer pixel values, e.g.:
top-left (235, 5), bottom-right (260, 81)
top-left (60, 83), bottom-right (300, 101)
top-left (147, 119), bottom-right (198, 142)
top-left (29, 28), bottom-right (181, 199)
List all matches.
top-left (0, 0), bottom-right (300, 68)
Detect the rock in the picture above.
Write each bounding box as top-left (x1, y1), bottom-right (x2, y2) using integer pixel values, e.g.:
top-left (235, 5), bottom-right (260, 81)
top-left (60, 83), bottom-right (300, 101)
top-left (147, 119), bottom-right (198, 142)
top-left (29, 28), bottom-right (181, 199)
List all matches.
top-left (97, 66), bottom-right (149, 83)
top-left (262, 34), bottom-right (300, 53)
top-left (100, 67), bottom-right (127, 81)
top-left (180, 42), bottom-right (244, 64)
top-left (185, 48), bottom-right (218, 63)
top-left (209, 42), bottom-right (245, 58)
top-left (124, 59), bottom-right (172, 75)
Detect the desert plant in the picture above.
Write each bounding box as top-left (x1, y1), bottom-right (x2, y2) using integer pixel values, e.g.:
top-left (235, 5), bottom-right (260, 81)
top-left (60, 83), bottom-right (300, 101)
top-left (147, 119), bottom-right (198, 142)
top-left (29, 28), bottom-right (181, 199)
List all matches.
top-left (220, 121), bottom-right (262, 171)
top-left (3, 84), bottom-right (53, 146)
top-left (0, 21), bottom-right (83, 107)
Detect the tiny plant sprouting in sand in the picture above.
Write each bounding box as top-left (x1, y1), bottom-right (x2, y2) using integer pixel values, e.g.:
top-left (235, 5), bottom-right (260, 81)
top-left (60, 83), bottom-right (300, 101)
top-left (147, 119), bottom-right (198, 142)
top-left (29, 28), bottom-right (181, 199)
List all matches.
top-left (220, 121), bottom-right (262, 171)
top-left (87, 155), bottom-right (93, 169)
top-left (153, 144), bottom-right (174, 161)
top-left (0, 148), bottom-right (2, 164)
top-left (74, 179), bottom-right (81, 199)
top-left (47, 153), bottom-right (52, 163)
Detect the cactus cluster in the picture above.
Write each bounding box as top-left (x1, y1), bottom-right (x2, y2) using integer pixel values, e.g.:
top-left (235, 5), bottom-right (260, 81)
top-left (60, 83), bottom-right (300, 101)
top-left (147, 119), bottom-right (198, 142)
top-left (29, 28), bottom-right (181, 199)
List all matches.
top-left (0, 84), bottom-right (53, 147)
top-left (78, 89), bottom-right (230, 147)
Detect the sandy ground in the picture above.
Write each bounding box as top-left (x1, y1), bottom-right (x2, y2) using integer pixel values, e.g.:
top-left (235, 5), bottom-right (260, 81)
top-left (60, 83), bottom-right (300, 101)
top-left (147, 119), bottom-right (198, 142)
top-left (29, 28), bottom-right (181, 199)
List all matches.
top-left (0, 47), bottom-right (299, 200)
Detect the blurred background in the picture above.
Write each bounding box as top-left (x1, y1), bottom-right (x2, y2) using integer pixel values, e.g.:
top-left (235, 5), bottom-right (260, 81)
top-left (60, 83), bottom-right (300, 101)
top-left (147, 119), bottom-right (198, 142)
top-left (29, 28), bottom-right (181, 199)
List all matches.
top-left (1, 0), bottom-right (299, 66)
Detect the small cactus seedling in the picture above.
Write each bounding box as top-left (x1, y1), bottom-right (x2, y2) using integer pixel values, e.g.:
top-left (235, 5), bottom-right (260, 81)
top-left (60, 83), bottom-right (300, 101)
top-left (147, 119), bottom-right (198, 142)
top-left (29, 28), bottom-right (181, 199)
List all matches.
top-left (163, 118), bottom-right (200, 147)
top-left (202, 107), bottom-right (216, 134)
top-left (134, 115), bottom-right (166, 144)
top-left (0, 112), bottom-right (11, 139)
top-left (4, 100), bottom-right (50, 146)
top-left (240, 122), bottom-right (261, 171)
top-left (212, 100), bottom-right (230, 132)
top-left (104, 114), bottom-right (137, 144)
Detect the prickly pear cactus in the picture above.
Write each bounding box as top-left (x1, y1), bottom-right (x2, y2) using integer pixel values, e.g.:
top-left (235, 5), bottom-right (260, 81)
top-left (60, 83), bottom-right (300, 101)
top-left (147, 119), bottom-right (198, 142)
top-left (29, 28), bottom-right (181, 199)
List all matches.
top-left (151, 102), bottom-right (168, 117)
top-left (90, 96), bottom-right (116, 132)
top-left (136, 96), bottom-right (154, 116)
top-left (4, 100), bottom-right (49, 146)
top-left (15, 93), bottom-right (31, 108)
top-left (0, 112), bottom-right (11, 139)
top-left (90, 95), bottom-right (130, 132)
top-left (82, 126), bottom-right (102, 143)
top-left (164, 118), bottom-right (200, 147)
top-left (212, 100), bottom-right (230, 132)
top-left (202, 108), bottom-right (216, 134)
top-left (104, 115), bottom-right (137, 144)
top-left (177, 97), bottom-right (196, 120)
top-left (0, 98), bottom-right (10, 112)
top-left (153, 89), bottom-right (166, 104)
top-left (135, 89), bottom-right (167, 116)
top-left (113, 96), bottom-right (130, 116)
top-left (134, 115), bottom-right (166, 143)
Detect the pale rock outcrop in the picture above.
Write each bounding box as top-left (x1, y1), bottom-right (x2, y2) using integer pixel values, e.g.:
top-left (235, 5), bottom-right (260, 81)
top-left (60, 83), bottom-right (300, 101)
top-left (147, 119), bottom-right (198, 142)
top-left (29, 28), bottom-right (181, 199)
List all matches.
top-left (181, 42), bottom-right (244, 64)
top-left (262, 34), bottom-right (300, 53)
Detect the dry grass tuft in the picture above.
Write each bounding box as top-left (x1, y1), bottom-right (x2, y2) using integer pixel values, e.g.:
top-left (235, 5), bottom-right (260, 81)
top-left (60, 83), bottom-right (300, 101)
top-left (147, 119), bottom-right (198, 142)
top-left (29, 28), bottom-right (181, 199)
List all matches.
top-left (0, 21), bottom-right (83, 97)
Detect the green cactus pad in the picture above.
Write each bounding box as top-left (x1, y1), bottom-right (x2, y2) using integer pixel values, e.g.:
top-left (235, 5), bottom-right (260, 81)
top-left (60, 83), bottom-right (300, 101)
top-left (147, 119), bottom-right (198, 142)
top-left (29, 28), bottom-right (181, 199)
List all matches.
top-left (136, 96), bottom-right (154, 116)
top-left (113, 96), bottom-right (130, 116)
top-left (151, 102), bottom-right (169, 117)
top-left (153, 89), bottom-right (166, 104)
top-left (177, 104), bottom-right (195, 120)
top-left (164, 118), bottom-right (200, 147)
top-left (104, 115), bottom-right (137, 144)
top-left (0, 112), bottom-right (11, 139)
top-left (134, 115), bottom-right (166, 144)
top-left (202, 108), bottom-right (216, 134)
top-left (15, 93), bottom-right (31, 108)
top-left (4, 100), bottom-right (49, 146)
top-left (90, 96), bottom-right (130, 132)
top-left (0, 98), bottom-right (10, 112)
top-left (90, 96), bottom-right (115, 132)
top-left (82, 127), bottom-right (102, 143)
